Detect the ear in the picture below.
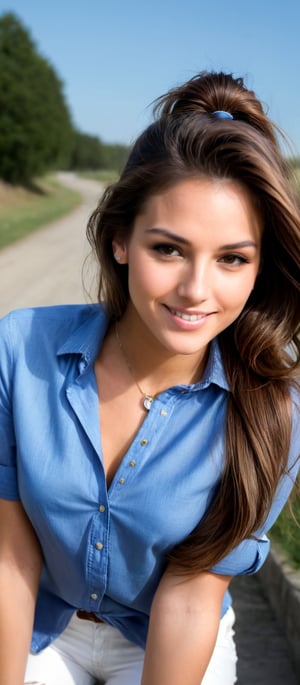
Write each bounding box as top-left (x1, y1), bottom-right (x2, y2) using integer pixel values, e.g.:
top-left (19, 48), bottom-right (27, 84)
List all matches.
top-left (112, 237), bottom-right (128, 264)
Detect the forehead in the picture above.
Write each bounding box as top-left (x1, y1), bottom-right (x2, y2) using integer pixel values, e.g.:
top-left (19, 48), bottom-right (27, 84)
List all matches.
top-left (136, 177), bottom-right (263, 241)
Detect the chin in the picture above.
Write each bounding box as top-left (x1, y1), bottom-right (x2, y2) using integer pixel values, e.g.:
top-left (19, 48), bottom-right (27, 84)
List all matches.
top-left (162, 339), bottom-right (209, 357)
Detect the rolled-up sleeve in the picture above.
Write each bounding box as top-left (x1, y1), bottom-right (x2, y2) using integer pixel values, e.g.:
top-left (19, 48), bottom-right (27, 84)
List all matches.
top-left (212, 389), bottom-right (300, 576)
top-left (212, 535), bottom-right (270, 576)
top-left (0, 313), bottom-right (19, 501)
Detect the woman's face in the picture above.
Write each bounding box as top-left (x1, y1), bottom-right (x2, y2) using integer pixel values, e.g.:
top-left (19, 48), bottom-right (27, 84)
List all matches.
top-left (113, 177), bottom-right (262, 361)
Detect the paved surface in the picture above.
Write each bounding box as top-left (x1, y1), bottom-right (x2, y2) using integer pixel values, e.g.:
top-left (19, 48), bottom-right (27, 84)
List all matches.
top-left (1, 174), bottom-right (298, 683)
top-left (0, 172), bottom-right (102, 317)
top-left (231, 574), bottom-right (299, 684)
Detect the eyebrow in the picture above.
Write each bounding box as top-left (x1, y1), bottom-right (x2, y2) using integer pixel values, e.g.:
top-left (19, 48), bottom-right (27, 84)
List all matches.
top-left (221, 241), bottom-right (258, 250)
top-left (145, 228), bottom-right (190, 244)
top-left (145, 228), bottom-right (258, 250)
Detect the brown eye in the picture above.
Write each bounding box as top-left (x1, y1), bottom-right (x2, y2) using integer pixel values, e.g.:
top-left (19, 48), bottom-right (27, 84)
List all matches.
top-left (153, 243), bottom-right (181, 257)
top-left (219, 254), bottom-right (248, 266)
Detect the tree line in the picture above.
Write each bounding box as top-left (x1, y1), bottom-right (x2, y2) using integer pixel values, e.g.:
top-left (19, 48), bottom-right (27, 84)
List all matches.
top-left (0, 13), bottom-right (129, 184)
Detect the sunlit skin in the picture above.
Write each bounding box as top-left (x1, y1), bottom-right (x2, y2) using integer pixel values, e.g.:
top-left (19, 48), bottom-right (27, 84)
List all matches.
top-left (113, 177), bottom-right (262, 389)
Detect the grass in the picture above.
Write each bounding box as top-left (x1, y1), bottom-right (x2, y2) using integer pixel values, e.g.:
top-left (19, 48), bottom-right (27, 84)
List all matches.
top-left (270, 493), bottom-right (300, 569)
top-left (0, 175), bottom-right (82, 249)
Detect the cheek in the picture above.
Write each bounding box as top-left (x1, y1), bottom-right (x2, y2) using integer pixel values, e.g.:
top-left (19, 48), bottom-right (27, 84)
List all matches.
top-left (217, 270), bottom-right (258, 309)
top-left (127, 263), bottom-right (155, 303)
top-left (127, 255), bottom-right (176, 299)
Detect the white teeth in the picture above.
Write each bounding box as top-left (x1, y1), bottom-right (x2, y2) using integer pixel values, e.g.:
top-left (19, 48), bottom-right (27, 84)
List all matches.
top-left (170, 308), bottom-right (204, 321)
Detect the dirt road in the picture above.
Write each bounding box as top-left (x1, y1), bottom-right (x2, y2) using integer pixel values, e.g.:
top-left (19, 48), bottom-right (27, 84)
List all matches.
top-left (0, 173), bottom-right (103, 317)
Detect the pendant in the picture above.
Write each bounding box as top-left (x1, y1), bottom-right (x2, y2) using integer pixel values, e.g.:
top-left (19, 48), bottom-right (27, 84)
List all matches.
top-left (143, 394), bottom-right (154, 411)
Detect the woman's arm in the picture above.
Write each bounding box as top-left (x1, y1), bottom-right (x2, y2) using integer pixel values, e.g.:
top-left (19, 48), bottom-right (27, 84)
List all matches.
top-left (141, 568), bottom-right (232, 685)
top-left (0, 498), bottom-right (43, 685)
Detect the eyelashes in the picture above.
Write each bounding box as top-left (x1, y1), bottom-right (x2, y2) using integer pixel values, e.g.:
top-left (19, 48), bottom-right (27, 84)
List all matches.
top-left (152, 243), bottom-right (181, 257)
top-left (218, 254), bottom-right (249, 266)
top-left (151, 243), bottom-right (250, 266)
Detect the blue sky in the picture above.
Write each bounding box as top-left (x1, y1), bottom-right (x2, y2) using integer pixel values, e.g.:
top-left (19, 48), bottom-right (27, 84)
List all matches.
top-left (1, 0), bottom-right (300, 153)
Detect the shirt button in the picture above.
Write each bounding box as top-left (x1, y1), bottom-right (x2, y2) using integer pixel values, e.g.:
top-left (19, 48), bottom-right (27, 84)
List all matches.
top-left (99, 505), bottom-right (106, 512)
top-left (160, 409), bottom-right (168, 416)
top-left (95, 542), bottom-right (104, 550)
top-left (91, 593), bottom-right (98, 600)
top-left (140, 439), bottom-right (148, 446)
top-left (129, 460), bottom-right (136, 467)
top-left (119, 477), bottom-right (126, 484)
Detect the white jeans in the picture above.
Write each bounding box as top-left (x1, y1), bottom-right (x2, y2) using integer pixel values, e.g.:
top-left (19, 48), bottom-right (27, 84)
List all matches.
top-left (25, 606), bottom-right (237, 685)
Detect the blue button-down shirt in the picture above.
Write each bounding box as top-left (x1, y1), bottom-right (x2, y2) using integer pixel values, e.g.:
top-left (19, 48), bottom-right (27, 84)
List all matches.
top-left (0, 304), bottom-right (299, 652)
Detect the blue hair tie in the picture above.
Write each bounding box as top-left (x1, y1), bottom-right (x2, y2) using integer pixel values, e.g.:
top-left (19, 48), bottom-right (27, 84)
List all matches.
top-left (212, 110), bottom-right (233, 120)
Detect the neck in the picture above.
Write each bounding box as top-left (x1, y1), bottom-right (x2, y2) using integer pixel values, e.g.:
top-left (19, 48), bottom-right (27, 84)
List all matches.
top-left (115, 309), bottom-right (208, 395)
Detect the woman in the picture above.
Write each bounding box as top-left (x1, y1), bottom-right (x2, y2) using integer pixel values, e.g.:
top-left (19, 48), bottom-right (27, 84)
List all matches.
top-left (0, 71), bottom-right (299, 685)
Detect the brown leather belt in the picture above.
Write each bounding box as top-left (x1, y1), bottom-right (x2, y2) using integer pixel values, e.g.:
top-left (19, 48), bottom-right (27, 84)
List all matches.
top-left (77, 610), bottom-right (105, 623)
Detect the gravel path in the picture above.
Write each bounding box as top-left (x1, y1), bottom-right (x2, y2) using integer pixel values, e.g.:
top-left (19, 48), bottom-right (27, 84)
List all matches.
top-left (0, 172), bottom-right (102, 317)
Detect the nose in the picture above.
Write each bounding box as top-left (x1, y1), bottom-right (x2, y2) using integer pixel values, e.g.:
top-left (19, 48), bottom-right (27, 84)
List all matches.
top-left (177, 260), bottom-right (211, 303)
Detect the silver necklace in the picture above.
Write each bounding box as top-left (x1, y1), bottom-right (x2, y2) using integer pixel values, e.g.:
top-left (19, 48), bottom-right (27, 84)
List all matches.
top-left (115, 323), bottom-right (154, 411)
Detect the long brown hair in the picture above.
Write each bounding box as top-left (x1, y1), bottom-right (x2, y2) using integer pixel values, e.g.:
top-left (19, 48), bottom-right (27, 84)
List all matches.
top-left (87, 72), bottom-right (300, 573)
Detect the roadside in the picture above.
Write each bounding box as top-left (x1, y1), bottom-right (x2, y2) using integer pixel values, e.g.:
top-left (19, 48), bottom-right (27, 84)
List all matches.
top-left (258, 545), bottom-right (300, 680)
top-left (0, 175), bottom-right (82, 249)
top-left (0, 172), bottom-right (102, 317)
top-left (231, 571), bottom-right (299, 684)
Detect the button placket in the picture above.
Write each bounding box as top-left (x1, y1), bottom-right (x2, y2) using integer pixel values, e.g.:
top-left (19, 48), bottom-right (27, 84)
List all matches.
top-left (109, 399), bottom-right (174, 495)
top-left (86, 498), bottom-right (109, 608)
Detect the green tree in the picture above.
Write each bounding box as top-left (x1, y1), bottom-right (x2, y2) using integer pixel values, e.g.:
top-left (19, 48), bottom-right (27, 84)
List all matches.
top-left (0, 12), bottom-right (74, 184)
top-left (100, 143), bottom-right (130, 172)
top-left (69, 131), bottom-right (105, 170)
top-left (69, 133), bottom-right (129, 173)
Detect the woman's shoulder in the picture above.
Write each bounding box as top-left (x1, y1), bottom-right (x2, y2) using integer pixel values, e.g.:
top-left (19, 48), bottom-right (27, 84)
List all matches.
top-left (0, 303), bottom-right (107, 360)
top-left (1, 302), bottom-right (102, 323)
top-left (0, 303), bottom-right (104, 330)
top-left (290, 381), bottom-right (300, 420)
top-left (288, 382), bottom-right (300, 475)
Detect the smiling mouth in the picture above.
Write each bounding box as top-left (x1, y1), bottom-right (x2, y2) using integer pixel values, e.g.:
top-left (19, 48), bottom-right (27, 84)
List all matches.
top-left (167, 307), bottom-right (208, 321)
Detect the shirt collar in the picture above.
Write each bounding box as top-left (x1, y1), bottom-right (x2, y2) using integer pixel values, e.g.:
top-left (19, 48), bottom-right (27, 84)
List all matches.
top-left (56, 304), bottom-right (229, 392)
top-left (200, 337), bottom-right (229, 391)
top-left (56, 304), bottom-right (109, 364)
